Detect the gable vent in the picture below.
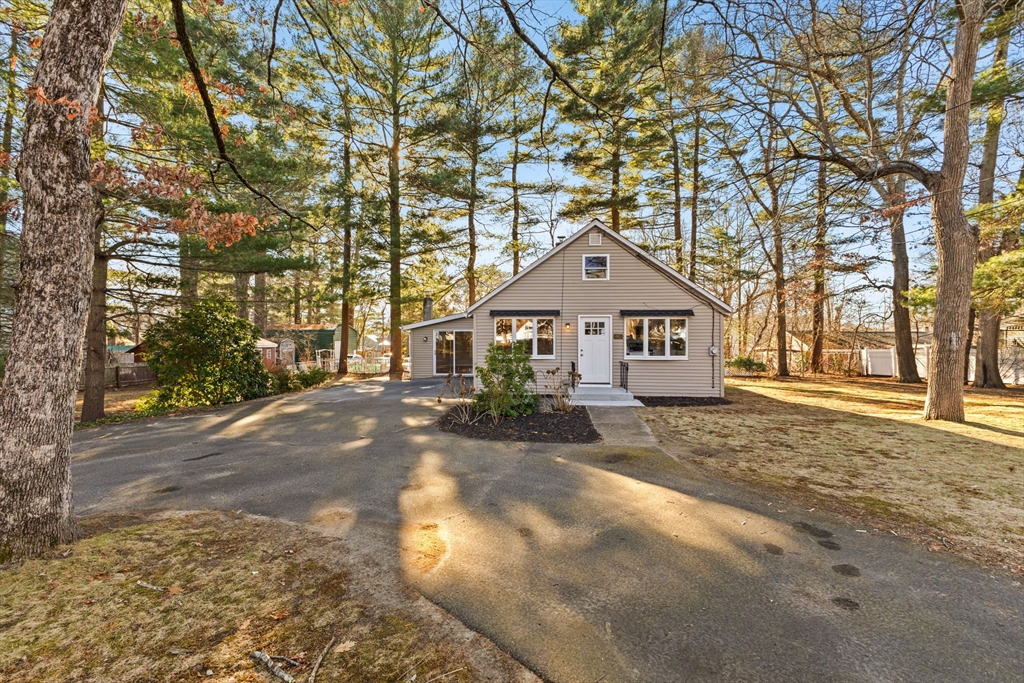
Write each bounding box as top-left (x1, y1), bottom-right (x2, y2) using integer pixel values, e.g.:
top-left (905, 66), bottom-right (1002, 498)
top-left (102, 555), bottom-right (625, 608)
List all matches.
top-left (589, 232), bottom-right (602, 246)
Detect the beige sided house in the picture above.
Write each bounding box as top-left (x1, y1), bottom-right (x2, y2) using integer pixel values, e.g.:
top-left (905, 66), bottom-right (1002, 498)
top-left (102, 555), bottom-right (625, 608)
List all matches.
top-left (403, 219), bottom-right (733, 399)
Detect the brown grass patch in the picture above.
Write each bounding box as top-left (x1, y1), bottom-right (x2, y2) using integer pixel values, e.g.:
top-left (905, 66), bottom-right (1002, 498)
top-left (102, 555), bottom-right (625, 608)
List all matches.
top-left (0, 512), bottom-right (478, 682)
top-left (75, 385), bottom-right (155, 422)
top-left (640, 376), bottom-right (1024, 573)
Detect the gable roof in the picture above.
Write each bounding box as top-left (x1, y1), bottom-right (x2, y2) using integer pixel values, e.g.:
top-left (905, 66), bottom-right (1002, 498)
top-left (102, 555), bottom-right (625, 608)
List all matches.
top-left (466, 219), bottom-right (734, 316)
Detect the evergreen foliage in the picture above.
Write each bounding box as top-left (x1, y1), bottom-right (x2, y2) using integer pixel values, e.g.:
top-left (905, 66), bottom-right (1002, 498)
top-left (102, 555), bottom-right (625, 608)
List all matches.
top-left (474, 342), bottom-right (538, 419)
top-left (143, 301), bottom-right (271, 408)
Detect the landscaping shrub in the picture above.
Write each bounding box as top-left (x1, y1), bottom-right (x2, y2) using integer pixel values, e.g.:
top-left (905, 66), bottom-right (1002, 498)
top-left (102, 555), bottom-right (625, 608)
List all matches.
top-left (726, 355), bottom-right (768, 375)
top-left (296, 366), bottom-right (330, 388)
top-left (269, 367), bottom-right (303, 394)
top-left (143, 301), bottom-right (271, 409)
top-left (474, 343), bottom-right (537, 420)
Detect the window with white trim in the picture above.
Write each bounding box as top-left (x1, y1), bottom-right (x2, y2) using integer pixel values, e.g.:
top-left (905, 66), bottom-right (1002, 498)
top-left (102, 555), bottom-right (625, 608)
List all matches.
top-left (624, 318), bottom-right (687, 358)
top-left (583, 254), bottom-right (609, 280)
top-left (495, 317), bottom-right (555, 358)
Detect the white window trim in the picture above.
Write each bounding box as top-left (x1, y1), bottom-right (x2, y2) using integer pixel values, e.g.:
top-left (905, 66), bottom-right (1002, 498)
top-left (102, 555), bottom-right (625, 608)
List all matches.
top-left (493, 317), bottom-right (557, 359)
top-left (623, 317), bottom-right (689, 360)
top-left (589, 232), bottom-right (602, 245)
top-left (433, 329), bottom-right (475, 376)
top-left (582, 254), bottom-right (610, 281)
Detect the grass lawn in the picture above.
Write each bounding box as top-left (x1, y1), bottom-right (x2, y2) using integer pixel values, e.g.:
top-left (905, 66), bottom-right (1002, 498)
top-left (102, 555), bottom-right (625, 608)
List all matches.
top-left (640, 376), bottom-right (1024, 573)
top-left (0, 512), bottom-right (514, 682)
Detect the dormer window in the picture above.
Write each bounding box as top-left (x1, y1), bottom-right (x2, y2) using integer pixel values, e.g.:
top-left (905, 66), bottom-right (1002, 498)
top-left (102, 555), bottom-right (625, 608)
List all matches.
top-left (583, 254), bottom-right (609, 280)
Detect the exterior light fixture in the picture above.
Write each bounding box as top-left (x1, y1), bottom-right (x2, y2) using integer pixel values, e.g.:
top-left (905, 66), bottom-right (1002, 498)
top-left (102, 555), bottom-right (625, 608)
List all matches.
top-left (422, 336), bottom-right (428, 342)
top-left (564, 322), bottom-right (571, 330)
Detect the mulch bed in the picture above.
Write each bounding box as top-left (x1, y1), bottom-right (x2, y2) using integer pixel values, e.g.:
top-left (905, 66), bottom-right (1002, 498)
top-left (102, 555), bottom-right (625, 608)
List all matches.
top-left (636, 396), bottom-right (732, 407)
top-left (437, 406), bottom-right (601, 443)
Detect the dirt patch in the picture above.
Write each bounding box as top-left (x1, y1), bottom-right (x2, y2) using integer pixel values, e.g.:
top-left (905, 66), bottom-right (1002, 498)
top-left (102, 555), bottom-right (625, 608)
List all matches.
top-left (437, 406), bottom-right (601, 443)
top-left (0, 511), bottom-right (525, 682)
top-left (636, 396), bottom-right (732, 407)
top-left (75, 385), bottom-right (155, 422)
top-left (640, 376), bottom-right (1024, 573)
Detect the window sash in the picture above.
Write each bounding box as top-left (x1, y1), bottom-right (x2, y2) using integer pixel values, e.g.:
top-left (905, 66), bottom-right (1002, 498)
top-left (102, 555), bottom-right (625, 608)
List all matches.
top-left (495, 317), bottom-right (556, 358)
top-left (435, 330), bottom-right (473, 375)
top-left (583, 254), bottom-right (609, 280)
top-left (624, 318), bottom-right (688, 358)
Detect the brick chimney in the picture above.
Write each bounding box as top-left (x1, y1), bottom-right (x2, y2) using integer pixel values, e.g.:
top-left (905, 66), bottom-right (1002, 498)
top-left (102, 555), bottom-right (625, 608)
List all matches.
top-left (422, 296), bottom-right (433, 321)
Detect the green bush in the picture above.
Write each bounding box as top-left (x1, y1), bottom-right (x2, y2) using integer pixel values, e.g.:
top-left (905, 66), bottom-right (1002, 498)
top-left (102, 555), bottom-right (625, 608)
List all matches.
top-left (726, 355), bottom-right (768, 374)
top-left (474, 343), bottom-right (537, 419)
top-left (270, 367), bottom-right (303, 394)
top-left (296, 366), bottom-right (330, 388)
top-left (143, 300), bottom-right (272, 409)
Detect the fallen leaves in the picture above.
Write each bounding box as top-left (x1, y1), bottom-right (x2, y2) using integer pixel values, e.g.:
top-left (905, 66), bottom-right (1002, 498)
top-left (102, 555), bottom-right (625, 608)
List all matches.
top-left (333, 640), bottom-right (356, 654)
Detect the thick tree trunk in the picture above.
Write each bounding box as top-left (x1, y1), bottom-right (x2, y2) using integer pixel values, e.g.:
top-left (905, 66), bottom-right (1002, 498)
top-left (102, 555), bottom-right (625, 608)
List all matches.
top-left (388, 107), bottom-right (403, 380)
top-left (0, 0), bottom-right (128, 562)
top-left (292, 271), bottom-right (301, 324)
top-left (810, 157), bottom-right (827, 373)
top-left (973, 27), bottom-right (1012, 389)
top-left (80, 222), bottom-right (108, 423)
top-left (923, 3), bottom-right (984, 421)
top-left (889, 188), bottom-right (921, 382)
top-left (688, 112), bottom-right (700, 280)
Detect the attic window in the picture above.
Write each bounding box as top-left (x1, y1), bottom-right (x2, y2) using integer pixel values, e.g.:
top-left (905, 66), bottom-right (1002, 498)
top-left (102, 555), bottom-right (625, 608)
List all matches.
top-left (589, 232), bottom-right (602, 246)
top-left (583, 254), bottom-right (609, 280)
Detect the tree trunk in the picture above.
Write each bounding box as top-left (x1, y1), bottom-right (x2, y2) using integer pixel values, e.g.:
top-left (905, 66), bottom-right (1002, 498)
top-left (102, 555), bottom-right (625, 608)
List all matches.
top-left (771, 187), bottom-right (788, 377)
top-left (610, 145), bottom-right (621, 233)
top-left (688, 112), bottom-right (700, 280)
top-left (178, 236), bottom-right (199, 310)
top-left (234, 272), bottom-right (249, 321)
top-left (671, 127), bottom-right (683, 269)
top-left (889, 183), bottom-right (920, 382)
top-left (80, 221), bottom-right (108, 423)
top-left (388, 106), bottom-right (403, 380)
top-left (0, 0), bottom-right (129, 562)
top-left (923, 2), bottom-right (984, 421)
top-left (973, 26), bottom-right (1012, 389)
top-left (0, 29), bottom-right (19, 283)
top-left (252, 270), bottom-right (267, 330)
top-left (466, 149), bottom-right (478, 305)
top-left (511, 138), bottom-right (521, 275)
top-left (292, 271), bottom-right (301, 324)
top-left (338, 127), bottom-right (353, 375)
top-left (810, 156), bottom-right (827, 373)
top-left (963, 306), bottom-right (975, 384)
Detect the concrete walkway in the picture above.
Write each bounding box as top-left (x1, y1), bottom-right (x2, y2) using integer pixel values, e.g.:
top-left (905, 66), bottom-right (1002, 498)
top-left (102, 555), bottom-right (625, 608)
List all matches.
top-left (72, 380), bottom-right (1024, 683)
top-left (587, 405), bottom-right (658, 446)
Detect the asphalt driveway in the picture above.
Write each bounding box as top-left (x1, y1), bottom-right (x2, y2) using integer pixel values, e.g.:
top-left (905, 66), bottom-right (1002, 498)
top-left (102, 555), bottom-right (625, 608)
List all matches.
top-left (72, 379), bottom-right (1024, 682)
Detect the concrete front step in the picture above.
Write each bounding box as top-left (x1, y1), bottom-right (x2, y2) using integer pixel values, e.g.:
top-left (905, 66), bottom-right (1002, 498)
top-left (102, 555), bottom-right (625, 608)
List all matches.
top-left (575, 399), bottom-right (645, 407)
top-left (569, 385), bottom-right (643, 406)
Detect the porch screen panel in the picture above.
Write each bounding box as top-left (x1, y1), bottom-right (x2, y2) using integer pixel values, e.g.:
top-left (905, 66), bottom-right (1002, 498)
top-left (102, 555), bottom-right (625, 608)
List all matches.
top-left (435, 331), bottom-right (454, 374)
top-left (454, 331), bottom-right (474, 374)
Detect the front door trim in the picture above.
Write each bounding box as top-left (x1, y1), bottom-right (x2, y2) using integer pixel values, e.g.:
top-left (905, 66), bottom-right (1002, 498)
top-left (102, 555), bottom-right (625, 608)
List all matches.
top-left (577, 314), bottom-right (613, 385)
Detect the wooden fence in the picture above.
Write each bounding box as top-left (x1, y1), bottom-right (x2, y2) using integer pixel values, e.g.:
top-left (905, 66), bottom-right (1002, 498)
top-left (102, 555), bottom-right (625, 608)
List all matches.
top-left (78, 363), bottom-right (156, 390)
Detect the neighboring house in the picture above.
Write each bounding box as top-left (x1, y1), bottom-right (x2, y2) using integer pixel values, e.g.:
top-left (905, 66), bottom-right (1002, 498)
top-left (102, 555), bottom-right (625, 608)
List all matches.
top-left (403, 219), bottom-right (733, 397)
top-left (263, 324), bottom-right (358, 365)
top-left (256, 338), bottom-right (278, 369)
top-left (107, 344), bottom-right (136, 365)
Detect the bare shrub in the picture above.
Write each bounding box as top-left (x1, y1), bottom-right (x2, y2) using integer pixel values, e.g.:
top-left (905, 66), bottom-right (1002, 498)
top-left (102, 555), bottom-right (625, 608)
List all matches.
top-left (543, 367), bottom-right (576, 413)
top-left (437, 372), bottom-right (480, 424)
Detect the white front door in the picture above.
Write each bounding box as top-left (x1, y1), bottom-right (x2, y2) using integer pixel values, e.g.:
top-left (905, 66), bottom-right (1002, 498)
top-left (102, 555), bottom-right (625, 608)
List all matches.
top-left (578, 316), bottom-right (611, 384)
